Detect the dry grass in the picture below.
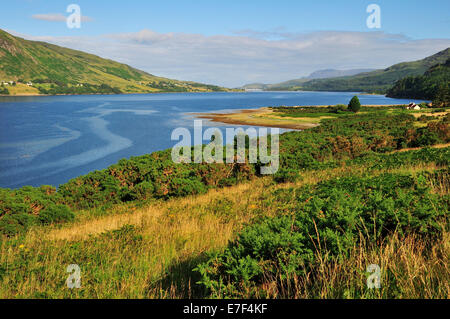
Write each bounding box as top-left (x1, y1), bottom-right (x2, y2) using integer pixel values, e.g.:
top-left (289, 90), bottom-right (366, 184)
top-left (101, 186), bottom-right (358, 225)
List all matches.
top-left (44, 179), bottom-right (270, 242)
top-left (411, 111), bottom-right (449, 119)
top-left (44, 164), bottom-right (366, 242)
top-left (250, 228), bottom-right (449, 299)
top-left (388, 143), bottom-right (450, 154)
top-left (0, 160), bottom-right (447, 299)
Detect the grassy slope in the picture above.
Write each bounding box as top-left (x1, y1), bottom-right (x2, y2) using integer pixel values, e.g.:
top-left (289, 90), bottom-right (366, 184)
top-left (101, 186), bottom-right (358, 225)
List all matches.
top-left (0, 149), bottom-right (448, 298)
top-left (265, 48), bottom-right (450, 93)
top-left (0, 29), bottom-right (229, 94)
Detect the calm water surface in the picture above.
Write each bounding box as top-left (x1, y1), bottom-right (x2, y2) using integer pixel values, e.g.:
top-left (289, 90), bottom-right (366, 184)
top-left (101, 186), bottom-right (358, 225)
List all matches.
top-left (0, 91), bottom-right (427, 188)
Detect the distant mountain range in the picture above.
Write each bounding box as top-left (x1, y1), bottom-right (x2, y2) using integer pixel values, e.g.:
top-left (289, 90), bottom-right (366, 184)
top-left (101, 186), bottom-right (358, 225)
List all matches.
top-left (241, 68), bottom-right (375, 90)
top-left (0, 29), bottom-right (230, 95)
top-left (242, 48), bottom-right (450, 94)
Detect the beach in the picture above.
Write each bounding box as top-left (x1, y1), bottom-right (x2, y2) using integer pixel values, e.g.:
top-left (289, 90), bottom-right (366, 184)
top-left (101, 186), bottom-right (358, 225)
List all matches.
top-left (193, 104), bottom-right (408, 130)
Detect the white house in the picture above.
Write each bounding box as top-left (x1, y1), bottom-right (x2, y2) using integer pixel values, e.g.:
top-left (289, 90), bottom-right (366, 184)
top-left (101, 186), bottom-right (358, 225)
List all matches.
top-left (406, 102), bottom-right (421, 110)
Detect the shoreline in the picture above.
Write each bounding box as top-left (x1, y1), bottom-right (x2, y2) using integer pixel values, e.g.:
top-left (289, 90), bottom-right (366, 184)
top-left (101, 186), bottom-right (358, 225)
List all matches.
top-left (193, 107), bottom-right (318, 130)
top-left (193, 104), bottom-right (408, 130)
top-left (0, 90), bottom-right (239, 97)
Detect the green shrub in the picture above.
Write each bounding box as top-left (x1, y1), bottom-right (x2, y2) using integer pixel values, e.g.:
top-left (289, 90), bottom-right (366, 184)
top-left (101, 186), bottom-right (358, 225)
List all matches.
top-left (0, 213), bottom-right (37, 237)
top-left (169, 178), bottom-right (207, 197)
top-left (38, 205), bottom-right (74, 225)
top-left (196, 172), bottom-right (448, 297)
top-left (0, 86), bottom-right (9, 95)
top-left (129, 181), bottom-right (155, 201)
top-left (273, 168), bottom-right (300, 183)
top-left (348, 96), bottom-right (361, 113)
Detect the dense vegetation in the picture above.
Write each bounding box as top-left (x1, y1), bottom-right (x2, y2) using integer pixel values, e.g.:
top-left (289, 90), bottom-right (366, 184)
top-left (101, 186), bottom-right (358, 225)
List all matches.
top-left (0, 103), bottom-right (448, 299)
top-left (37, 82), bottom-right (122, 95)
top-left (0, 29), bottom-right (230, 94)
top-left (0, 85), bottom-right (9, 95)
top-left (387, 58), bottom-right (450, 106)
top-left (0, 186), bottom-right (74, 237)
top-left (196, 170), bottom-right (448, 298)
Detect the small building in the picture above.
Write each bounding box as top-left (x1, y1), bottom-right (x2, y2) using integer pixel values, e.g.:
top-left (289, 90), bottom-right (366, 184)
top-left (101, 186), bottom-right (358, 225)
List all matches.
top-left (406, 102), bottom-right (420, 110)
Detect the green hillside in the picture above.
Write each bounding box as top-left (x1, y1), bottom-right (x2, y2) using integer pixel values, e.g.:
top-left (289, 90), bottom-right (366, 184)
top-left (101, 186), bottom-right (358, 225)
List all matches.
top-left (0, 29), bottom-right (229, 95)
top-left (265, 48), bottom-right (450, 93)
top-left (387, 58), bottom-right (450, 106)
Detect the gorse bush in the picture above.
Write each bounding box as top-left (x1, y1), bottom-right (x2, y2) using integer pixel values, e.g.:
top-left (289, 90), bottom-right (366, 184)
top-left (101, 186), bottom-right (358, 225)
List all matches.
top-left (0, 186), bottom-right (74, 236)
top-left (195, 171), bottom-right (449, 297)
top-left (350, 146), bottom-right (450, 170)
top-left (38, 205), bottom-right (74, 225)
top-left (273, 168), bottom-right (301, 183)
top-left (0, 86), bottom-right (9, 95)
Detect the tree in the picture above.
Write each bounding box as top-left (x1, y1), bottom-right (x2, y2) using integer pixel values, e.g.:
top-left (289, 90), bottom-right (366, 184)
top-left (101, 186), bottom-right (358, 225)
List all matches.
top-left (0, 85), bottom-right (9, 95)
top-left (432, 84), bottom-right (449, 107)
top-left (348, 96), bottom-right (361, 113)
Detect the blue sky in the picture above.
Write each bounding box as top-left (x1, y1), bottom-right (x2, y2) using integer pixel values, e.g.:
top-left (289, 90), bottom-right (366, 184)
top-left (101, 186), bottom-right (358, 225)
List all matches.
top-left (2, 0), bottom-right (449, 38)
top-left (1, 0), bottom-right (450, 86)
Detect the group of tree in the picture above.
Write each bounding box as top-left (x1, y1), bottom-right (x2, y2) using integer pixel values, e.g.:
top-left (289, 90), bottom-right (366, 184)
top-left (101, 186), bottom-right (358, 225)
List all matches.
top-left (37, 82), bottom-right (122, 95)
top-left (0, 85), bottom-right (9, 95)
top-left (387, 58), bottom-right (450, 107)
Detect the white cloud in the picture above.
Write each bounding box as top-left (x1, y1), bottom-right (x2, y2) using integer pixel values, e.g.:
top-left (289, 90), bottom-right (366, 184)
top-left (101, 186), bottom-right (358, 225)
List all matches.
top-left (21, 29), bottom-right (450, 87)
top-left (32, 13), bottom-right (93, 22)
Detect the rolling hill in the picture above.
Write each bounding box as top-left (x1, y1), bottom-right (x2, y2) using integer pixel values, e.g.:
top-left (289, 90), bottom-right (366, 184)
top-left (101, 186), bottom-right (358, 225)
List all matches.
top-left (248, 48), bottom-right (450, 93)
top-left (306, 68), bottom-right (376, 80)
top-left (0, 29), bottom-right (230, 95)
top-left (241, 68), bottom-right (375, 90)
top-left (387, 58), bottom-right (450, 106)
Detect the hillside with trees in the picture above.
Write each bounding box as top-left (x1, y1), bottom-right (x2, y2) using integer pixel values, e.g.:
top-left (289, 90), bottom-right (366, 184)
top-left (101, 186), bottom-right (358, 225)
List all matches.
top-left (387, 58), bottom-right (450, 106)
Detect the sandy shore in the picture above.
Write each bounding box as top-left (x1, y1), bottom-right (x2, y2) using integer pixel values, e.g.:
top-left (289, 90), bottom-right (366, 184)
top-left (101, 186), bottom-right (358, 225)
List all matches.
top-left (193, 107), bottom-right (320, 130)
top-left (193, 104), bottom-right (407, 130)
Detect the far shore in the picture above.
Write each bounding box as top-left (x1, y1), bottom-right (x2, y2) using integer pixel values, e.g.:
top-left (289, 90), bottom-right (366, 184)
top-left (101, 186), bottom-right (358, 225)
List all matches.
top-left (193, 104), bottom-right (408, 130)
top-left (0, 90), bottom-right (238, 97)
